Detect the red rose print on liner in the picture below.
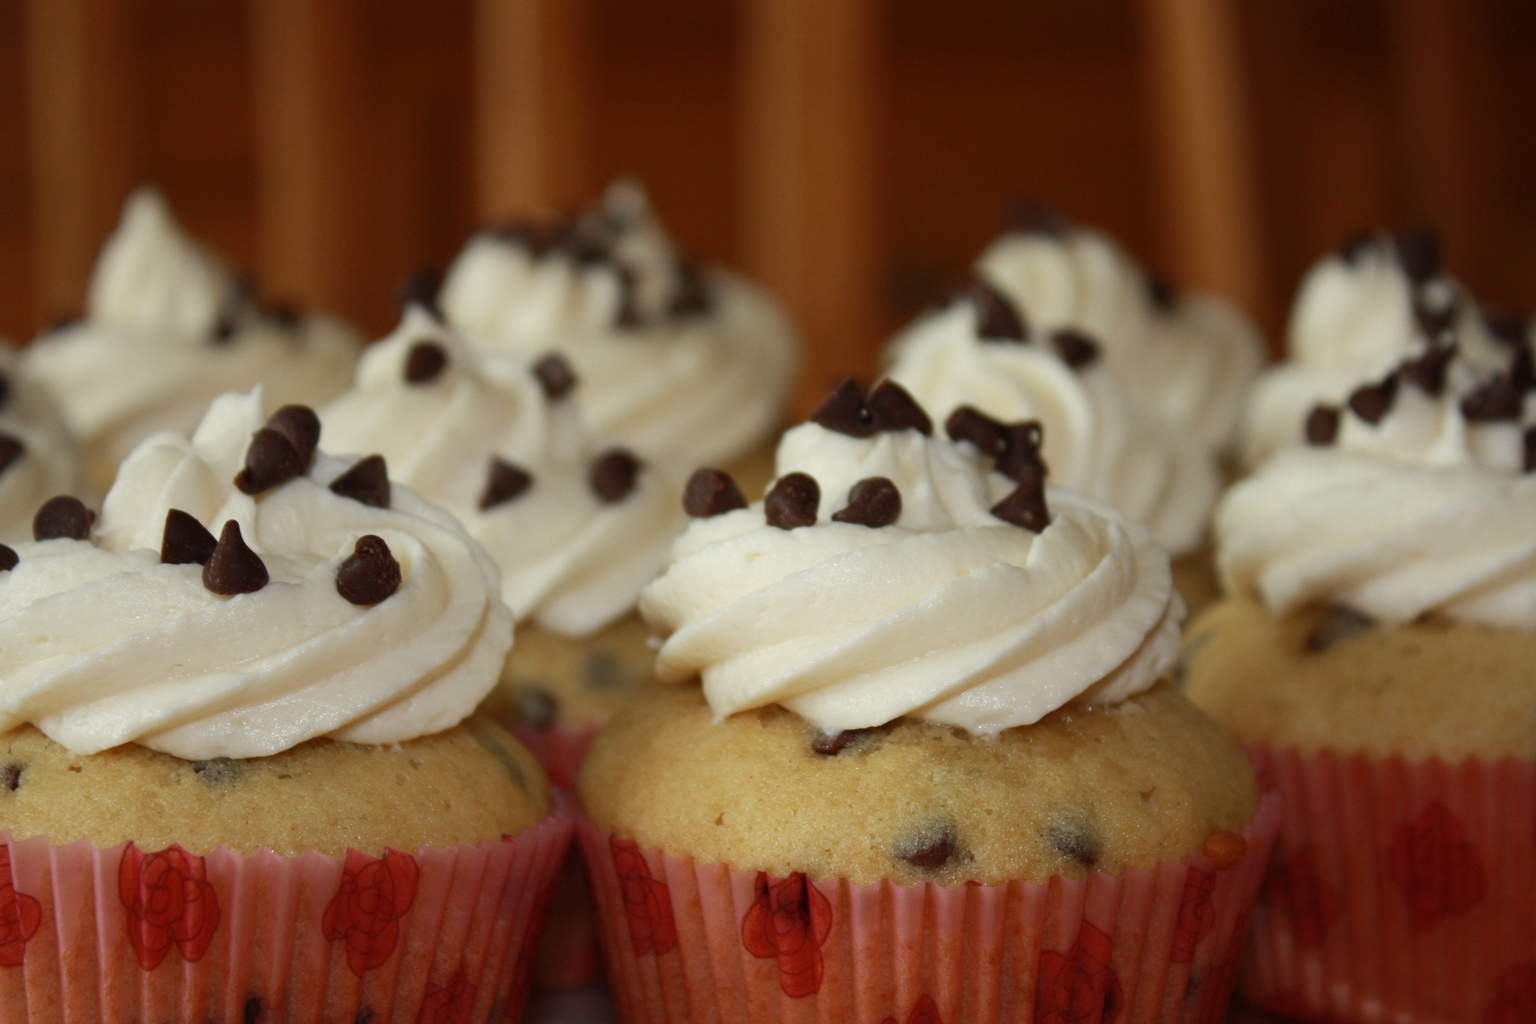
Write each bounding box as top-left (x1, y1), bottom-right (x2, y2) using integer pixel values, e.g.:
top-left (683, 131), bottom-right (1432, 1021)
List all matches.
top-left (1487, 963), bottom-right (1536, 1024)
top-left (0, 846), bottom-right (40, 967)
top-left (118, 843), bottom-right (220, 971)
top-left (881, 994), bottom-right (944, 1024)
top-left (740, 871), bottom-right (833, 998)
top-left (1387, 801), bottom-right (1486, 928)
top-left (1264, 845), bottom-right (1336, 947)
top-left (1035, 920), bottom-right (1123, 1024)
top-left (416, 968), bottom-right (476, 1024)
top-left (322, 849), bottom-right (419, 977)
top-left (1171, 866), bottom-right (1216, 963)
top-left (610, 837), bottom-right (676, 956)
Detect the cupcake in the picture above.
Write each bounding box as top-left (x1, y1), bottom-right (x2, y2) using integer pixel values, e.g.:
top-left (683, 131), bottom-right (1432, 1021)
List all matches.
top-left (886, 276), bottom-right (1223, 610)
top-left (577, 380), bottom-right (1280, 1023)
top-left (0, 390), bottom-right (570, 1021)
top-left (1183, 340), bottom-right (1536, 1021)
top-left (438, 179), bottom-right (799, 493)
top-left (24, 189), bottom-right (361, 491)
top-left (0, 343), bottom-right (86, 542)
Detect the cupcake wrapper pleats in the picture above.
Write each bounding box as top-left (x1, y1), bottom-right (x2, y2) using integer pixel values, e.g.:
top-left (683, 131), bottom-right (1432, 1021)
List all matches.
top-left (514, 724), bottom-right (601, 792)
top-left (579, 792), bottom-right (1280, 1023)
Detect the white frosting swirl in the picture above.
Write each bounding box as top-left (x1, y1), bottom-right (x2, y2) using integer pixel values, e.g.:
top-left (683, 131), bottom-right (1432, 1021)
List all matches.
top-left (322, 310), bottom-right (685, 636)
top-left (640, 422), bottom-right (1183, 734)
top-left (887, 297), bottom-right (1219, 556)
top-left (0, 344), bottom-right (87, 543)
top-left (439, 181), bottom-right (799, 469)
top-left (24, 189), bottom-right (360, 484)
top-left (0, 390), bottom-right (512, 759)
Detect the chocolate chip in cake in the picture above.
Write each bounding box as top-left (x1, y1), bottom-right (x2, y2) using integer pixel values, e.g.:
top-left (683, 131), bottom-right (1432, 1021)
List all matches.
top-left (867, 380), bottom-right (933, 435)
top-left (1304, 604), bottom-right (1376, 652)
top-left (668, 259), bottom-right (713, 317)
top-left (1048, 820), bottom-right (1102, 869)
top-left (329, 455), bottom-right (391, 509)
top-left (397, 267), bottom-right (443, 320)
top-left (1010, 203), bottom-right (1071, 238)
top-left (511, 684), bottom-right (558, 732)
top-left (33, 496), bottom-right (94, 541)
top-left (765, 472), bottom-right (820, 530)
top-left (831, 477), bottom-right (902, 528)
top-left (479, 457), bottom-right (533, 510)
top-left (0, 545), bottom-right (16, 572)
top-left (897, 826), bottom-right (957, 871)
top-left (403, 341), bottom-right (448, 385)
top-left (683, 467), bottom-right (746, 518)
top-left (590, 448), bottom-right (641, 504)
top-left (991, 466), bottom-right (1050, 532)
top-left (1524, 427), bottom-right (1536, 473)
top-left (193, 758), bottom-right (244, 786)
top-left (810, 379), bottom-right (875, 438)
top-left (1051, 329), bottom-right (1100, 368)
top-left (1392, 229), bottom-right (1441, 284)
top-left (265, 405), bottom-right (321, 468)
top-left (1402, 344), bottom-right (1454, 396)
top-left (945, 405), bottom-right (1007, 454)
top-left (204, 521), bottom-right (269, 596)
top-left (810, 727), bottom-right (881, 756)
top-left (1346, 374), bottom-right (1399, 424)
top-left (0, 433), bottom-right (24, 478)
top-left (336, 535), bottom-right (402, 606)
top-left (583, 651), bottom-right (630, 692)
top-left (1460, 373), bottom-right (1523, 422)
top-left (234, 428), bottom-right (306, 495)
top-left (0, 763), bottom-right (23, 792)
top-left (968, 279), bottom-right (1028, 342)
top-left (1304, 404), bottom-right (1341, 446)
top-left (995, 420), bottom-right (1048, 481)
top-left (532, 353), bottom-right (578, 400)
top-left (161, 508), bottom-right (218, 566)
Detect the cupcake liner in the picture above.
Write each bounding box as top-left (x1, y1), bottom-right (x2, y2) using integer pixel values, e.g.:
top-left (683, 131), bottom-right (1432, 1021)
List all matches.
top-left (578, 792), bottom-right (1280, 1023)
top-left (514, 724), bottom-right (602, 792)
top-left (1241, 747), bottom-right (1536, 1023)
top-left (0, 798), bottom-right (574, 1023)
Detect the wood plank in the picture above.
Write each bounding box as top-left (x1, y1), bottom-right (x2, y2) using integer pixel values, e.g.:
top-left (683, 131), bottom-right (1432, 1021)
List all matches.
top-left (739, 0), bottom-right (881, 412)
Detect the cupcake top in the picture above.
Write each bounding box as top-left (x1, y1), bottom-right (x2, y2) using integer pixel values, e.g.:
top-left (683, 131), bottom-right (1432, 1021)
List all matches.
top-left (974, 214), bottom-right (1264, 453)
top-left (24, 189), bottom-right (361, 485)
top-left (1219, 341), bottom-right (1536, 629)
top-left (640, 380), bottom-right (1183, 735)
top-left (0, 344), bottom-right (86, 543)
top-left (886, 281), bottom-right (1219, 556)
top-left (1240, 230), bottom-right (1516, 465)
top-left (321, 307), bottom-right (685, 637)
top-left (438, 180), bottom-right (799, 469)
top-left (0, 389), bottom-right (512, 760)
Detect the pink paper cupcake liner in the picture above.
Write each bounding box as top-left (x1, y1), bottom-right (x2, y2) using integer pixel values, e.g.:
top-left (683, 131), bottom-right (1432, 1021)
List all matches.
top-left (0, 798), bottom-right (575, 1023)
top-left (514, 724), bottom-right (601, 792)
top-left (578, 792), bottom-right (1280, 1023)
top-left (1241, 747), bottom-right (1536, 1024)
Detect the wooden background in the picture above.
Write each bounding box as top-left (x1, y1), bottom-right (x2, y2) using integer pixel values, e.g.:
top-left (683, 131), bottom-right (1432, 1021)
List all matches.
top-left (3, 0), bottom-right (1534, 413)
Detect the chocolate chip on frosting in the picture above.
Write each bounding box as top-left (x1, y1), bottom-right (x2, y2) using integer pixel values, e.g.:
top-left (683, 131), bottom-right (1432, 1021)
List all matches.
top-left (0, 433), bottom-right (23, 477)
top-left (1146, 274), bottom-right (1179, 312)
top-left (1336, 231), bottom-right (1375, 266)
top-left (590, 449), bottom-right (641, 504)
top-left (994, 420), bottom-right (1048, 482)
top-left (867, 379), bottom-right (933, 435)
top-left (532, 353), bottom-right (578, 400)
top-left (1010, 203), bottom-right (1071, 238)
top-left (811, 379), bottom-right (876, 438)
top-left (991, 466), bottom-right (1050, 533)
top-left (329, 455), bottom-right (391, 509)
top-left (611, 265), bottom-right (644, 330)
top-left (396, 267), bottom-right (443, 320)
top-left (403, 341), bottom-right (448, 385)
top-left (1510, 348), bottom-right (1536, 393)
top-left (0, 545), bottom-right (17, 572)
top-left (1346, 374), bottom-right (1399, 424)
top-left (683, 467), bottom-right (746, 518)
top-left (234, 428), bottom-right (306, 495)
top-left (765, 472), bottom-right (820, 530)
top-left (161, 508), bottom-right (218, 565)
top-left (1050, 329), bottom-right (1100, 369)
top-left (1460, 372), bottom-right (1524, 422)
top-left (263, 300), bottom-right (302, 330)
top-left (1392, 229), bottom-right (1442, 284)
top-left (945, 405), bottom-right (1007, 454)
top-left (668, 259), bottom-right (713, 318)
top-left (968, 279), bottom-right (1028, 342)
top-left (1304, 404), bottom-right (1341, 446)
top-left (479, 457), bottom-right (533, 510)
top-left (897, 827), bottom-right (957, 871)
top-left (0, 372), bottom-right (12, 409)
top-left (203, 521), bottom-right (268, 596)
top-left (265, 405), bottom-right (321, 468)
top-left (335, 535), bottom-right (402, 606)
top-left (33, 496), bottom-right (94, 541)
top-left (1523, 426), bottom-right (1536, 473)
top-left (1484, 312), bottom-right (1529, 347)
top-left (1401, 344), bottom-right (1454, 396)
top-left (1413, 295), bottom-right (1458, 340)
top-left (831, 477), bottom-right (902, 528)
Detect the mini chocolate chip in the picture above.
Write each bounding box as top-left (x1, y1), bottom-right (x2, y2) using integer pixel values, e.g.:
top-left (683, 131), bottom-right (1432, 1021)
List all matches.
top-left (1393, 230), bottom-right (1441, 283)
top-left (583, 651), bottom-right (629, 691)
top-left (1485, 312), bottom-right (1529, 347)
top-left (1304, 405), bottom-right (1341, 446)
top-left (234, 428), bottom-right (305, 495)
top-left (1336, 231), bottom-right (1375, 265)
top-left (0, 545), bottom-right (16, 572)
top-left (611, 265), bottom-right (643, 330)
top-left (1010, 203), bottom-right (1071, 237)
top-left (810, 727), bottom-right (880, 756)
top-left (810, 379), bottom-right (875, 437)
top-left (243, 995), bottom-right (262, 1024)
top-left (209, 312), bottom-right (240, 345)
top-left (193, 758), bottom-right (244, 786)
top-left (1048, 821), bottom-right (1101, 869)
top-left (403, 341), bottom-right (448, 384)
top-left (1460, 373), bottom-right (1524, 422)
top-left (995, 421), bottom-right (1048, 481)
top-left (1050, 329), bottom-right (1100, 368)
top-left (203, 521), bottom-right (269, 596)
top-left (683, 468), bottom-right (746, 517)
top-left (1524, 427), bottom-right (1536, 473)
top-left (329, 455), bottom-right (391, 509)
top-left (161, 509), bottom-right (217, 565)
top-left (968, 279), bottom-right (1028, 341)
top-left (46, 311), bottom-right (82, 335)
top-left (479, 457), bottom-right (533, 510)
top-left (1413, 296), bottom-right (1458, 339)
top-left (335, 535), bottom-right (401, 606)
top-left (945, 405), bottom-right (1007, 454)
top-left (263, 301), bottom-right (302, 330)
top-left (831, 477), bottom-right (901, 528)
top-left (0, 433), bottom-right (24, 477)
top-left (0, 373), bottom-right (11, 409)
top-left (897, 828), bottom-right (956, 871)
top-left (867, 380), bottom-right (933, 435)
top-left (1512, 349), bottom-right (1536, 393)
top-left (991, 466), bottom-right (1050, 532)
top-left (397, 267), bottom-right (443, 319)
top-left (1305, 604), bottom-right (1376, 652)
top-left (1402, 345), bottom-right (1454, 395)
top-left (1146, 274), bottom-right (1179, 312)
top-left (265, 405), bottom-right (321, 467)
top-left (532, 353), bottom-right (578, 400)
top-left (33, 496), bottom-right (94, 541)
top-left (590, 448), bottom-right (641, 503)
top-left (0, 763), bottom-right (22, 791)
top-left (669, 259), bottom-right (713, 317)
top-left (1346, 374), bottom-right (1399, 424)
top-left (765, 472), bottom-right (819, 529)
top-left (511, 685), bottom-right (558, 732)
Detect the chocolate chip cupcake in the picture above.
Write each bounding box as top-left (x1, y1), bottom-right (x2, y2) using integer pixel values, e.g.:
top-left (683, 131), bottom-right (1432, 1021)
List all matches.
top-left (438, 179), bottom-right (799, 494)
top-left (0, 342), bottom-right (85, 543)
top-left (24, 189), bottom-right (361, 491)
top-left (0, 390), bottom-right (569, 1022)
top-left (577, 381), bottom-right (1279, 1024)
top-left (1184, 342), bottom-right (1536, 1021)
